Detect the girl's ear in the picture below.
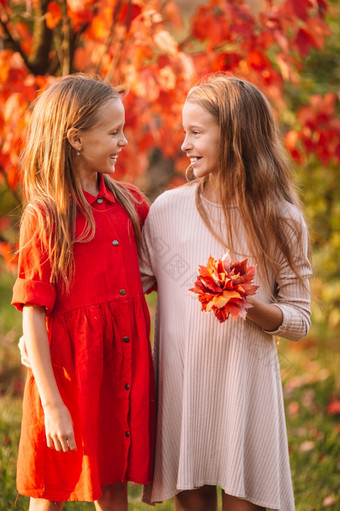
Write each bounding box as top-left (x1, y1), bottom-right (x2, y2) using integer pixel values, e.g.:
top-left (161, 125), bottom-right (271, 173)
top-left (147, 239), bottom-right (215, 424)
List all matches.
top-left (67, 128), bottom-right (83, 151)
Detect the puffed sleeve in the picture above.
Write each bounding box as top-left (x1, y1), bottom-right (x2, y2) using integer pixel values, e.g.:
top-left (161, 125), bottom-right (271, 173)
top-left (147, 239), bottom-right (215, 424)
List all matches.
top-left (139, 209), bottom-right (157, 294)
top-left (11, 207), bottom-right (56, 313)
top-left (264, 208), bottom-right (312, 341)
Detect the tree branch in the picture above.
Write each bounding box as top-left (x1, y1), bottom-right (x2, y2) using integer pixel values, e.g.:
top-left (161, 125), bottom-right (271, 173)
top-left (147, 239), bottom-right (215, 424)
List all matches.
top-left (94, 0), bottom-right (124, 76)
top-left (27, 0), bottom-right (53, 75)
top-left (0, 16), bottom-right (33, 73)
top-left (61, 0), bottom-right (72, 75)
top-left (105, 0), bottom-right (133, 82)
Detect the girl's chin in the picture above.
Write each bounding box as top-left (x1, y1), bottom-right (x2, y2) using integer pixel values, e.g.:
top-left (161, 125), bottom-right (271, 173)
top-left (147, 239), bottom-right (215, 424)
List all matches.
top-left (193, 169), bottom-right (209, 179)
top-left (194, 168), bottom-right (218, 180)
top-left (98, 168), bottom-right (115, 177)
top-left (106, 166), bottom-right (116, 174)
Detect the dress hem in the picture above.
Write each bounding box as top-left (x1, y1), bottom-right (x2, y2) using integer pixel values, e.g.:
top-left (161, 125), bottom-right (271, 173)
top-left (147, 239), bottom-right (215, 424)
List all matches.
top-left (18, 477), bottom-right (152, 502)
top-left (142, 481), bottom-right (283, 510)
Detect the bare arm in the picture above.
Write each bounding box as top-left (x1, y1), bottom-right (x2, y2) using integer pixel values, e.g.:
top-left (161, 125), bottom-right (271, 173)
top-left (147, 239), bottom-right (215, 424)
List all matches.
top-left (246, 297), bottom-right (283, 332)
top-left (23, 305), bottom-right (76, 452)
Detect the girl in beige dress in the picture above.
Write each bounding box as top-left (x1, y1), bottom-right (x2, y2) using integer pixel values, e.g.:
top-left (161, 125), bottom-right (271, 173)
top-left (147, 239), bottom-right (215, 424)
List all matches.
top-left (141, 74), bottom-right (312, 511)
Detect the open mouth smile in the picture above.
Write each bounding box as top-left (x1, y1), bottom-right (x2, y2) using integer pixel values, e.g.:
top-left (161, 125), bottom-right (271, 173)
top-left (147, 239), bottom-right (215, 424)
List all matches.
top-left (189, 156), bottom-right (202, 165)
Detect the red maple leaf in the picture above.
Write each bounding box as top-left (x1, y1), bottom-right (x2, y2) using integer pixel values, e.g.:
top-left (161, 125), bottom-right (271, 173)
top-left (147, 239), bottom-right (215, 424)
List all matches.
top-left (189, 251), bottom-right (259, 323)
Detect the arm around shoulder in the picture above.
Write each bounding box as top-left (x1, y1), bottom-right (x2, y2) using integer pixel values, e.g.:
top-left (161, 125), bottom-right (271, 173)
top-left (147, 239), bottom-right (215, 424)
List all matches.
top-left (139, 207), bottom-right (157, 294)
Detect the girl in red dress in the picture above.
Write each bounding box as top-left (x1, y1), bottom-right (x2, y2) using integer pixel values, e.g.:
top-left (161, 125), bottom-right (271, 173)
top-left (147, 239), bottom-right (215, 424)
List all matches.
top-left (11, 74), bottom-right (155, 511)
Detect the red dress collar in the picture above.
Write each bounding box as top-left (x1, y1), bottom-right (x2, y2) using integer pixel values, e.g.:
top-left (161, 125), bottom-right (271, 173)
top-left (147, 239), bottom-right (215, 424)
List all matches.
top-left (82, 174), bottom-right (116, 205)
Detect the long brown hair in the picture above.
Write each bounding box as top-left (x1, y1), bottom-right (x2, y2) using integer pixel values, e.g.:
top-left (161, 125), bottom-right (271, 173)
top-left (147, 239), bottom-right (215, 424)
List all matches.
top-left (21, 74), bottom-right (143, 290)
top-left (186, 74), bottom-right (308, 290)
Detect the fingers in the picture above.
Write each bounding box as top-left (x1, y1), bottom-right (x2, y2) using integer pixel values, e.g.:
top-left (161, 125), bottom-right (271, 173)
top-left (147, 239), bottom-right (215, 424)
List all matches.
top-left (44, 403), bottom-right (77, 452)
top-left (46, 435), bottom-right (63, 452)
top-left (46, 430), bottom-right (77, 452)
top-left (18, 335), bottom-right (31, 368)
top-left (66, 434), bottom-right (77, 451)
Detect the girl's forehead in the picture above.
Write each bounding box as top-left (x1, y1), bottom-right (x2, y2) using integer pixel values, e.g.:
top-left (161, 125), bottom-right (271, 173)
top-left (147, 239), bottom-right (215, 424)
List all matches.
top-left (182, 101), bottom-right (217, 125)
top-left (97, 97), bottom-right (124, 114)
top-left (182, 101), bottom-right (204, 114)
top-left (95, 98), bottom-right (125, 124)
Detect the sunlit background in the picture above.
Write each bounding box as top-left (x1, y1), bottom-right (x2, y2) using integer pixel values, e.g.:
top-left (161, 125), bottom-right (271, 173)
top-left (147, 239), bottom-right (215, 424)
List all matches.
top-left (0, 1), bottom-right (339, 509)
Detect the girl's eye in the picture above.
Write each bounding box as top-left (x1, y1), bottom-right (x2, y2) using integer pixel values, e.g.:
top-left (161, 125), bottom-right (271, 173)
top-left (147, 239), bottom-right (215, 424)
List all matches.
top-left (193, 130), bottom-right (200, 135)
top-left (111, 130), bottom-right (119, 136)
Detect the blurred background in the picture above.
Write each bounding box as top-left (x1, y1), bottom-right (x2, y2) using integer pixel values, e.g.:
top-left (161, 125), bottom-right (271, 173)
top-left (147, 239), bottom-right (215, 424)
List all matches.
top-left (0, 0), bottom-right (339, 509)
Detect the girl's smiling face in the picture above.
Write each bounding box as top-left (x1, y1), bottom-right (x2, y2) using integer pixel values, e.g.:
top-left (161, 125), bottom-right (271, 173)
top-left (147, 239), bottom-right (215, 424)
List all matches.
top-left (181, 101), bottom-right (220, 181)
top-left (76, 98), bottom-right (127, 180)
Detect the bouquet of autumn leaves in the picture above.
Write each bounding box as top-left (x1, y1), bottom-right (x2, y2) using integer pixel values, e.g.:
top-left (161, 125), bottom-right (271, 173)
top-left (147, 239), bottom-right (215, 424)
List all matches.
top-left (189, 251), bottom-right (259, 323)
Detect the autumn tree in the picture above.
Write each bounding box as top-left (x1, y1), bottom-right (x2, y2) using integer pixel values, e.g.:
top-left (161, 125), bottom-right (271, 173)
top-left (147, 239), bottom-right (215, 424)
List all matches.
top-left (0, 0), bottom-right (339, 325)
top-left (284, 0), bottom-right (340, 330)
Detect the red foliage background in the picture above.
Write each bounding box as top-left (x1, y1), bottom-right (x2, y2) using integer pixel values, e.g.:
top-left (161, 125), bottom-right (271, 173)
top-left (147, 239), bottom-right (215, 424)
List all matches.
top-left (0, 0), bottom-right (339, 269)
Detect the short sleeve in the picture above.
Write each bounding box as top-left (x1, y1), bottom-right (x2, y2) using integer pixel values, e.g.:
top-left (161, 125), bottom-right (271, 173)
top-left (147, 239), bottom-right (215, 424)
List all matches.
top-left (11, 207), bottom-right (56, 313)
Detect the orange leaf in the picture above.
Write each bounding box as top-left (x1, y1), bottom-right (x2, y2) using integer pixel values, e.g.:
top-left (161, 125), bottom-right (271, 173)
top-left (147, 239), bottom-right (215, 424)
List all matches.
top-left (222, 290), bottom-right (242, 301)
top-left (162, 0), bottom-right (183, 30)
top-left (0, 241), bottom-right (18, 269)
top-left (14, 22), bottom-right (34, 55)
top-left (189, 252), bottom-right (259, 323)
top-left (87, 15), bottom-right (109, 40)
top-left (153, 29), bottom-right (179, 56)
top-left (248, 49), bottom-right (271, 72)
top-left (116, 3), bottom-right (141, 26)
top-left (46, 1), bottom-right (62, 30)
top-left (67, 0), bottom-right (94, 29)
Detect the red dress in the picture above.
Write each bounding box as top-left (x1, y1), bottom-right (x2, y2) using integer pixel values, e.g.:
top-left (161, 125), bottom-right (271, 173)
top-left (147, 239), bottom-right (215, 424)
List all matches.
top-left (11, 176), bottom-right (155, 502)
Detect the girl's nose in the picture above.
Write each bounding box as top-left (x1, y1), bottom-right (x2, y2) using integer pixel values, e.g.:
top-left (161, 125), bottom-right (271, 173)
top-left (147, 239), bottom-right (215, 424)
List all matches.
top-left (181, 135), bottom-right (191, 153)
top-left (119, 132), bottom-right (128, 147)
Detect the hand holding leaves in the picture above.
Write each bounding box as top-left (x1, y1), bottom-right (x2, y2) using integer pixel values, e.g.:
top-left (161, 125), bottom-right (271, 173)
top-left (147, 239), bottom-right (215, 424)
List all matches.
top-left (189, 252), bottom-right (259, 323)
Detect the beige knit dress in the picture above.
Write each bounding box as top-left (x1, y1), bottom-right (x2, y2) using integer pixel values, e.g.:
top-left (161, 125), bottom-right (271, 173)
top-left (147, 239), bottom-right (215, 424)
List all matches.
top-left (140, 183), bottom-right (312, 510)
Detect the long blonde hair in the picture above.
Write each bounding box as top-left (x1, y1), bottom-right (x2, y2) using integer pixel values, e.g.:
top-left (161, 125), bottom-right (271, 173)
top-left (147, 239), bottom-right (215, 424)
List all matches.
top-left (21, 74), bottom-right (143, 290)
top-left (186, 74), bottom-right (308, 290)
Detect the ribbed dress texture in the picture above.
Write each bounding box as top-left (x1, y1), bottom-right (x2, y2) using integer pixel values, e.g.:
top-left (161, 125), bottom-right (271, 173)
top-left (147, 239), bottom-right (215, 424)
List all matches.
top-left (140, 184), bottom-right (312, 510)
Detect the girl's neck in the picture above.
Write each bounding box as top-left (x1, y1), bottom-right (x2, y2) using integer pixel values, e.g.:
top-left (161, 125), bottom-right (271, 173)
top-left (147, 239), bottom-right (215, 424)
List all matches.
top-left (81, 172), bottom-right (99, 196)
top-left (201, 175), bottom-right (220, 203)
